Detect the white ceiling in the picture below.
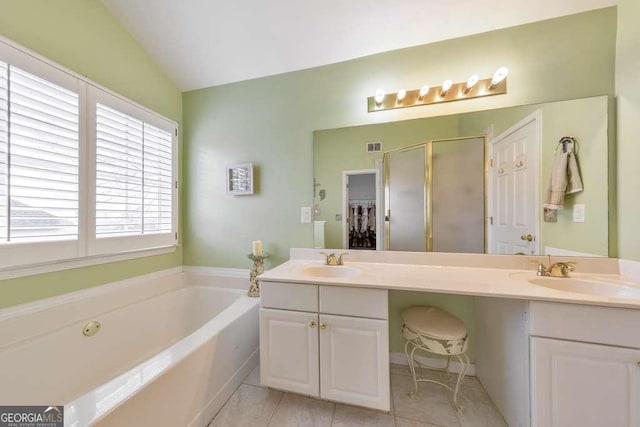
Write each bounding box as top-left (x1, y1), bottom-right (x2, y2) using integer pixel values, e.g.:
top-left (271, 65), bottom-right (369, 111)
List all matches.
top-left (101, 0), bottom-right (616, 92)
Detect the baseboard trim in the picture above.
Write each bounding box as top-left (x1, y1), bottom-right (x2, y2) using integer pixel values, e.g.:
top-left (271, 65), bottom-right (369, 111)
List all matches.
top-left (390, 352), bottom-right (476, 376)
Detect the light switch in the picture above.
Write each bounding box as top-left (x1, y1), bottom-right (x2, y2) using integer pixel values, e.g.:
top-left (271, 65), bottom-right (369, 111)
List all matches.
top-left (573, 204), bottom-right (585, 222)
top-left (301, 207), bottom-right (312, 223)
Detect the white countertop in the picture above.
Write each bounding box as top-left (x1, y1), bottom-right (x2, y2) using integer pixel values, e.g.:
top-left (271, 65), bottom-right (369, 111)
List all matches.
top-left (259, 259), bottom-right (640, 310)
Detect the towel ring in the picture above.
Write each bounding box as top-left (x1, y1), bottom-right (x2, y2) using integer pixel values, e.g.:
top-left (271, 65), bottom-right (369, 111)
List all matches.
top-left (555, 136), bottom-right (577, 154)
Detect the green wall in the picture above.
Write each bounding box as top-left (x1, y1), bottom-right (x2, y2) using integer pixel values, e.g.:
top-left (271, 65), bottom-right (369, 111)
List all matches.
top-left (0, 0), bottom-right (183, 308)
top-left (183, 8), bottom-right (616, 270)
top-left (184, 9), bottom-right (616, 358)
top-left (616, 0), bottom-right (640, 260)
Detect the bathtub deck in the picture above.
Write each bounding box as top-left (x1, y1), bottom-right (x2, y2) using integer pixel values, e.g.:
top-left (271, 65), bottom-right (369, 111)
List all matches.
top-left (208, 364), bottom-right (506, 427)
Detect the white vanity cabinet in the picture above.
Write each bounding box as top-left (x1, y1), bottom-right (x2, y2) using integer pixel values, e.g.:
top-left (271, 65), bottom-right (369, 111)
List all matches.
top-left (530, 302), bottom-right (640, 427)
top-left (260, 281), bottom-right (390, 411)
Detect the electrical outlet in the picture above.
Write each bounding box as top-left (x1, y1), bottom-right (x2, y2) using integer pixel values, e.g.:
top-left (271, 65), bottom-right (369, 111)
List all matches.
top-left (573, 204), bottom-right (585, 222)
top-left (301, 207), bottom-right (312, 223)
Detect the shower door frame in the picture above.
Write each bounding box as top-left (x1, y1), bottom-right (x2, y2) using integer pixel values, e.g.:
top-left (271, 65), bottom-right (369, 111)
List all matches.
top-left (383, 136), bottom-right (488, 252)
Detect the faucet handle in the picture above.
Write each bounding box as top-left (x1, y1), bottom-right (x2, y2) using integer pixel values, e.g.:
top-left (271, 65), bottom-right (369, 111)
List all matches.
top-left (320, 252), bottom-right (337, 265)
top-left (337, 253), bottom-right (348, 265)
top-left (530, 259), bottom-right (547, 276)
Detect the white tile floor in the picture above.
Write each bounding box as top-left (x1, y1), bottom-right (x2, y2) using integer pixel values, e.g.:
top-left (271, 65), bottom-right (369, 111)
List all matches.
top-left (208, 364), bottom-right (507, 427)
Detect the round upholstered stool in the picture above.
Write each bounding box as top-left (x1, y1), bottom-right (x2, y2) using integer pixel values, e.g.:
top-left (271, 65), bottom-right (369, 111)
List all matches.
top-left (402, 306), bottom-right (470, 411)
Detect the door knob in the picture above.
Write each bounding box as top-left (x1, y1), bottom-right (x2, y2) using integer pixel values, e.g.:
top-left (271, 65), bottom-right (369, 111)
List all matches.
top-left (520, 234), bottom-right (534, 242)
top-left (309, 321), bottom-right (317, 328)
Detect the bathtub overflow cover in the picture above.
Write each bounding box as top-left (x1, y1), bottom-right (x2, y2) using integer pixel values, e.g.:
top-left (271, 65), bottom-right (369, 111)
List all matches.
top-left (83, 321), bottom-right (101, 337)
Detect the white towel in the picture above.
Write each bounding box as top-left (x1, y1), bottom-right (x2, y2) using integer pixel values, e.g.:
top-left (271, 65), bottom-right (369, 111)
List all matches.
top-left (544, 151), bottom-right (583, 210)
top-left (566, 152), bottom-right (583, 194)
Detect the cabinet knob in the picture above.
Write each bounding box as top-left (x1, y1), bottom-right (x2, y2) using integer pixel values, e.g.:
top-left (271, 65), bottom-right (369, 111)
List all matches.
top-left (320, 323), bottom-right (327, 329)
top-left (309, 321), bottom-right (316, 328)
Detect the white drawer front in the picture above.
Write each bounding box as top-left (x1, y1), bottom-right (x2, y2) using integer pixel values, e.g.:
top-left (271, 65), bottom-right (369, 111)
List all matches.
top-left (261, 282), bottom-right (318, 312)
top-left (530, 301), bottom-right (640, 348)
top-left (320, 286), bottom-right (388, 319)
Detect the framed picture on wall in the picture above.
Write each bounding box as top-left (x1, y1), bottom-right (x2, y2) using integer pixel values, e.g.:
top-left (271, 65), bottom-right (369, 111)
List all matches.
top-left (226, 163), bottom-right (254, 195)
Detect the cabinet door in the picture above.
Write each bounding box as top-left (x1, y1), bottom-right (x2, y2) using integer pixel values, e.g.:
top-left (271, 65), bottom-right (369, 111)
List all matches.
top-left (531, 337), bottom-right (640, 427)
top-left (260, 308), bottom-right (319, 396)
top-left (319, 314), bottom-right (390, 411)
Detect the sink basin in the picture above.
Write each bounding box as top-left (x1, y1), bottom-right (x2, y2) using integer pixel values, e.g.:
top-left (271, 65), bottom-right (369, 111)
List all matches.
top-left (297, 265), bottom-right (361, 278)
top-left (527, 277), bottom-right (640, 299)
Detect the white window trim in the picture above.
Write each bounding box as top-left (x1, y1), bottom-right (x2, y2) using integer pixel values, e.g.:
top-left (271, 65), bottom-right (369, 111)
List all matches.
top-left (0, 245), bottom-right (178, 281)
top-left (0, 35), bottom-right (179, 279)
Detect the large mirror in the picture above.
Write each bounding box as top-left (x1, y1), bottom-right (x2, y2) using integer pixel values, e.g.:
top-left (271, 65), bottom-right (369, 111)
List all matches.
top-left (313, 95), bottom-right (613, 257)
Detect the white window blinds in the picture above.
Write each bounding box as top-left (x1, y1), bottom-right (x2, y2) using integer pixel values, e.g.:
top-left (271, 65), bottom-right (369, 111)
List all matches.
top-left (0, 62), bottom-right (79, 244)
top-left (0, 62), bottom-right (7, 242)
top-left (142, 123), bottom-right (173, 234)
top-left (95, 103), bottom-right (174, 239)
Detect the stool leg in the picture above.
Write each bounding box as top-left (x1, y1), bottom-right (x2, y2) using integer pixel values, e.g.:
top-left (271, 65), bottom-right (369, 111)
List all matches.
top-left (404, 340), bottom-right (413, 374)
top-left (451, 352), bottom-right (470, 412)
top-left (407, 344), bottom-right (420, 398)
top-left (443, 356), bottom-right (452, 380)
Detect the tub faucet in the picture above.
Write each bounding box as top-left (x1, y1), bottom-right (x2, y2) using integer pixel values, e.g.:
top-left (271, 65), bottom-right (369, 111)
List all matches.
top-left (321, 252), bottom-right (348, 266)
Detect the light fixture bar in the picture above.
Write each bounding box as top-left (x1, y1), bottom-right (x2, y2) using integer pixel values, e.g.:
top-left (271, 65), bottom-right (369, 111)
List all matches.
top-left (367, 77), bottom-right (507, 112)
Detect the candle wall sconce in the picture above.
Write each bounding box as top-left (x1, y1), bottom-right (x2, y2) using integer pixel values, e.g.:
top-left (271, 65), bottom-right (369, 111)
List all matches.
top-left (227, 163), bottom-right (254, 195)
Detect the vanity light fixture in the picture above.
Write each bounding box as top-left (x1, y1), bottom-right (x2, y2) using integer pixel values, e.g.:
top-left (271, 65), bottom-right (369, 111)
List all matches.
top-left (367, 66), bottom-right (509, 112)
top-left (440, 80), bottom-right (453, 97)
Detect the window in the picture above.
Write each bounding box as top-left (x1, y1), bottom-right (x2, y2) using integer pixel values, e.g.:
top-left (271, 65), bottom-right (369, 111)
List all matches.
top-left (0, 38), bottom-right (177, 272)
top-left (88, 88), bottom-right (176, 255)
top-left (1, 64), bottom-right (80, 244)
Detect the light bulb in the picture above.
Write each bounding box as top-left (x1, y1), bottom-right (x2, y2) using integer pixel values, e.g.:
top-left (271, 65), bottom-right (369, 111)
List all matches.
top-left (465, 74), bottom-right (479, 92)
top-left (374, 89), bottom-right (385, 104)
top-left (491, 67), bottom-right (509, 86)
top-left (396, 88), bottom-right (406, 102)
top-left (419, 85), bottom-right (430, 98)
top-left (440, 79), bottom-right (453, 96)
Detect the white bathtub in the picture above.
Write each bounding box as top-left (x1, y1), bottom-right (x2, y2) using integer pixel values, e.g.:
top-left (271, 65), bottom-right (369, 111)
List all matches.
top-left (0, 268), bottom-right (259, 426)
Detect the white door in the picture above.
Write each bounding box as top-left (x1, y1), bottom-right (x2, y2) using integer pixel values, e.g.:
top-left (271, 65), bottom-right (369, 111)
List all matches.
top-left (260, 308), bottom-right (319, 396)
top-left (319, 314), bottom-right (390, 411)
top-left (489, 112), bottom-right (540, 254)
top-left (531, 337), bottom-right (640, 427)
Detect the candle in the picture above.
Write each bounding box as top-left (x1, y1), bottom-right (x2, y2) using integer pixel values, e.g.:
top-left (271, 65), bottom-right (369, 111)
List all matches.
top-left (252, 240), bottom-right (263, 257)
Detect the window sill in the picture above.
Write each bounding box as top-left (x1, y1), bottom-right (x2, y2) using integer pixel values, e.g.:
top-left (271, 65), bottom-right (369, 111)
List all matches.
top-left (0, 245), bottom-right (178, 281)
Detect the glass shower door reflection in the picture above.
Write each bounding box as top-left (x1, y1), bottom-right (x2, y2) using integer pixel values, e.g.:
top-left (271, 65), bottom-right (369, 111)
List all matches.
top-left (384, 146), bottom-right (427, 251)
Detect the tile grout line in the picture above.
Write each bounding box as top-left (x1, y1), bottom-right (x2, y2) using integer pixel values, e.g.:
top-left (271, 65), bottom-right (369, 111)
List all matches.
top-left (265, 389), bottom-right (286, 427)
top-left (329, 400), bottom-right (337, 426)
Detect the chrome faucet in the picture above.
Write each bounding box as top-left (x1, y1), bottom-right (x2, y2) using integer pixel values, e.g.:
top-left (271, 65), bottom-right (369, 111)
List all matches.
top-left (320, 252), bottom-right (348, 266)
top-left (532, 257), bottom-right (576, 277)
